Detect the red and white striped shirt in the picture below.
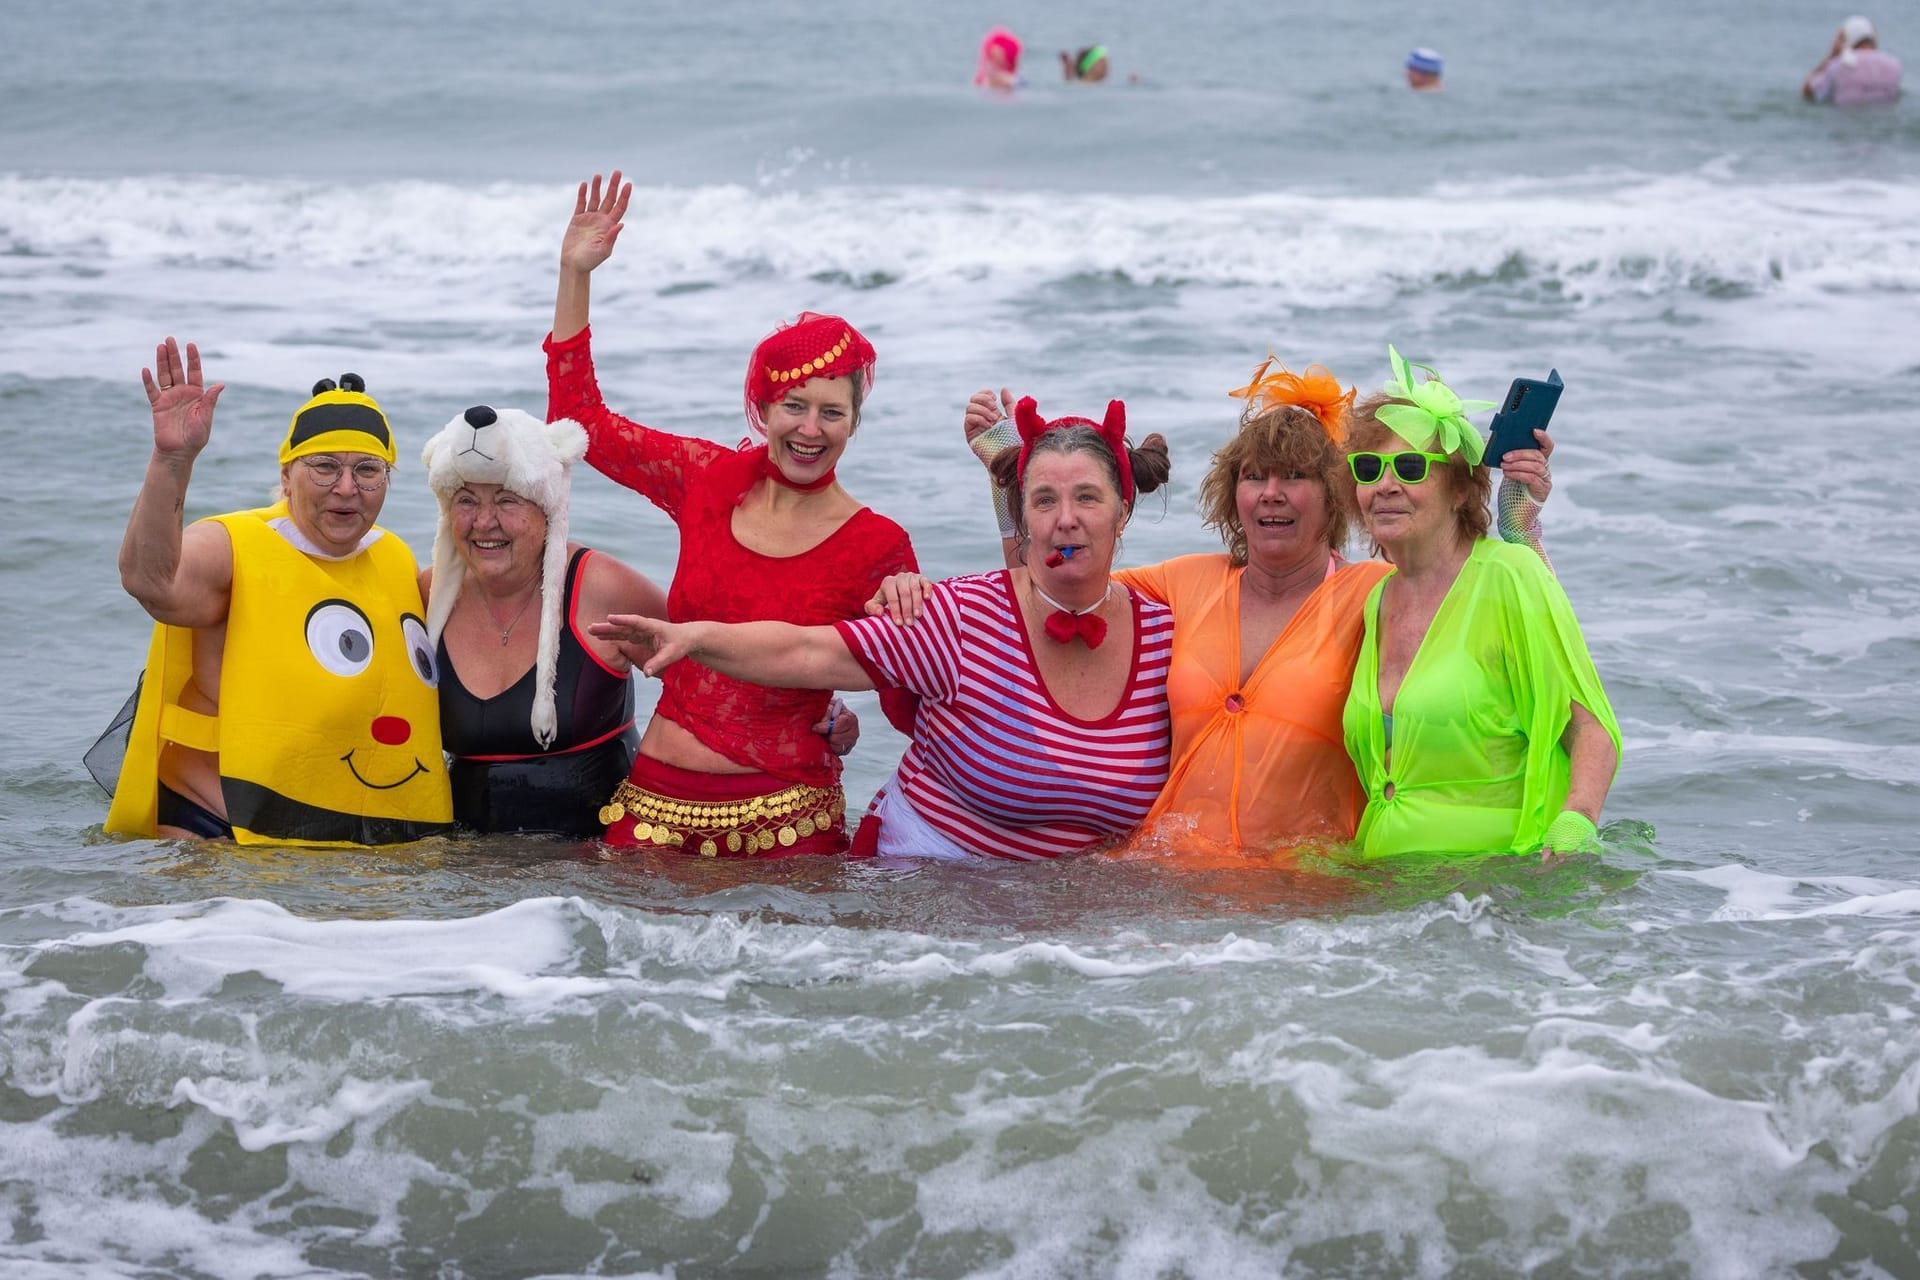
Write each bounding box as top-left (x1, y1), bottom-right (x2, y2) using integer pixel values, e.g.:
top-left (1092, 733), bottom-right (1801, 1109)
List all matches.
top-left (835, 571), bottom-right (1174, 859)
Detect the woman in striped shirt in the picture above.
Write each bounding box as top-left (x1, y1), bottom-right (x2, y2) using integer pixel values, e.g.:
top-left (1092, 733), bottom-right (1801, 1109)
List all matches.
top-left (591, 397), bottom-right (1174, 859)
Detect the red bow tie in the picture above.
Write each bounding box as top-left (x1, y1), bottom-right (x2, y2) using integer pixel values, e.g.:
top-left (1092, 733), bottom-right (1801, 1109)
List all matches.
top-left (1044, 609), bottom-right (1108, 649)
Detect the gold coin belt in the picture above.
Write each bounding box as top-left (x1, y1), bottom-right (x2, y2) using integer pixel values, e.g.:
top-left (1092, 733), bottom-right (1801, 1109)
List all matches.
top-left (599, 779), bottom-right (846, 858)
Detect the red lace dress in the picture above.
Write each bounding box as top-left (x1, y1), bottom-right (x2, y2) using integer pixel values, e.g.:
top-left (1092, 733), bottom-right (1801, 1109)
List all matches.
top-left (546, 328), bottom-right (919, 852)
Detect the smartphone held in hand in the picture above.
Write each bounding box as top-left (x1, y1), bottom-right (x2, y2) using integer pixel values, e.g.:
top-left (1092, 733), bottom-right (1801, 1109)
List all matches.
top-left (1485, 369), bottom-right (1563, 470)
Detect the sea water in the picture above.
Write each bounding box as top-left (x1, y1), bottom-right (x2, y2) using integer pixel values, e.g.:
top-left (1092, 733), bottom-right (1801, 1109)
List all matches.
top-left (2, 0), bottom-right (1918, 1275)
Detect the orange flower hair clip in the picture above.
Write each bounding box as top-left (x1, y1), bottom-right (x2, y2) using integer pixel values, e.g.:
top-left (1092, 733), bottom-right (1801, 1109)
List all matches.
top-left (1227, 357), bottom-right (1355, 440)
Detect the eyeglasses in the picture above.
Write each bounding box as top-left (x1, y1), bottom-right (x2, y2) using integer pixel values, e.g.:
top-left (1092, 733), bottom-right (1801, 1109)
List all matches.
top-left (298, 456), bottom-right (391, 491)
top-left (1348, 451), bottom-right (1453, 486)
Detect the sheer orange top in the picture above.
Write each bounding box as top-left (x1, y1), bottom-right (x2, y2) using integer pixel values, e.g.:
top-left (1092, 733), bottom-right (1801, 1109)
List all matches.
top-left (1113, 554), bottom-right (1392, 857)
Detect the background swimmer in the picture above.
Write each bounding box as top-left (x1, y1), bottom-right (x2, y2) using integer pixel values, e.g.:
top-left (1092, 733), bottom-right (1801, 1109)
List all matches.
top-left (975, 27), bottom-right (1022, 90)
top-left (1061, 45), bottom-right (1109, 82)
top-left (1406, 47), bottom-right (1444, 91)
top-left (1802, 15), bottom-right (1902, 105)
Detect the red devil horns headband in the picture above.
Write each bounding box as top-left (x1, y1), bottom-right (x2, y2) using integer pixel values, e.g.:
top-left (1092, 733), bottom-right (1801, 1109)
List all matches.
top-left (1013, 395), bottom-right (1134, 504)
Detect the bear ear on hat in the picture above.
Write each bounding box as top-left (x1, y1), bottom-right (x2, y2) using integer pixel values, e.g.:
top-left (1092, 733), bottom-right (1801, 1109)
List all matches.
top-left (339, 373), bottom-right (366, 393)
top-left (546, 416), bottom-right (589, 467)
top-left (311, 378), bottom-right (338, 396)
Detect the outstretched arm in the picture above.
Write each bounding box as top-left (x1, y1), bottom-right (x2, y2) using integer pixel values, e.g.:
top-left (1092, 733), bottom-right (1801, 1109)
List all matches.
top-left (589, 615), bottom-right (874, 692)
top-left (553, 170), bottom-right (632, 343)
top-left (119, 337), bottom-right (233, 628)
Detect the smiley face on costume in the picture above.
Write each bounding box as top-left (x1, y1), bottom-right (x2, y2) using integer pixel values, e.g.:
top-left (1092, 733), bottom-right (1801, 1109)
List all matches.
top-left (298, 598), bottom-right (441, 793)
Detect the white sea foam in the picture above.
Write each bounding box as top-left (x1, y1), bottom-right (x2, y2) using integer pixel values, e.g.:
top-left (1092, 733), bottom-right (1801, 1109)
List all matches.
top-left (30, 894), bottom-right (612, 1006)
top-left (4, 167), bottom-right (1913, 431)
top-left (1629, 726), bottom-right (1920, 788)
top-left (169, 1074), bottom-right (432, 1152)
top-left (1667, 864), bottom-right (1920, 921)
top-left (1, 884), bottom-right (1914, 1278)
top-left (2, 171), bottom-right (1915, 301)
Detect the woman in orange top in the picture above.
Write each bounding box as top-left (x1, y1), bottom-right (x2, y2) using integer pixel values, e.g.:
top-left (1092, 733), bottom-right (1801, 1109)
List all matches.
top-left (916, 363), bottom-right (1556, 858)
top-left (1111, 374), bottom-right (1387, 855)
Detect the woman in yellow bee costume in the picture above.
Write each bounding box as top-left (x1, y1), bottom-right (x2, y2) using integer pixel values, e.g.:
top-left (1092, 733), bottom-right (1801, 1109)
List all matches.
top-left (104, 337), bottom-right (452, 845)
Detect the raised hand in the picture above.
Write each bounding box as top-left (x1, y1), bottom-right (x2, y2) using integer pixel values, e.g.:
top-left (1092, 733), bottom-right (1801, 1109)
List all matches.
top-left (559, 170), bottom-right (633, 275)
top-left (141, 337), bottom-right (224, 460)
top-left (963, 386), bottom-right (1017, 445)
top-left (1498, 428), bottom-right (1556, 504)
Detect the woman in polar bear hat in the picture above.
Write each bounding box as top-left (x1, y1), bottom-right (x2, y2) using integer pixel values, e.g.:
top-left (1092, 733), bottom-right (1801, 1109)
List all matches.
top-left (419, 404), bottom-right (669, 837)
top-left (422, 404), bottom-right (863, 841)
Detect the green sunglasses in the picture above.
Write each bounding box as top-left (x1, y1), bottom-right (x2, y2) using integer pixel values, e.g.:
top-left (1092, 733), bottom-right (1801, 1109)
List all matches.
top-left (1348, 451), bottom-right (1452, 485)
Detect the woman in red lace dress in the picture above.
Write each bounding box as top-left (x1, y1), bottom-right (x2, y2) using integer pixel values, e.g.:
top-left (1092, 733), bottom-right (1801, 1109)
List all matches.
top-left (545, 171), bottom-right (918, 857)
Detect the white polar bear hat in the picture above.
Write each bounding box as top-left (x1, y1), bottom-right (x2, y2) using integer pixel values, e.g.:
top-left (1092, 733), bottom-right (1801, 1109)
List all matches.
top-left (420, 406), bottom-right (590, 749)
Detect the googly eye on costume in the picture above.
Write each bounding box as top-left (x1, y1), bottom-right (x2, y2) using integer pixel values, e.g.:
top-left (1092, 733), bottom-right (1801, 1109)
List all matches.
top-left (401, 614), bottom-right (438, 687)
top-left (306, 600), bottom-right (376, 677)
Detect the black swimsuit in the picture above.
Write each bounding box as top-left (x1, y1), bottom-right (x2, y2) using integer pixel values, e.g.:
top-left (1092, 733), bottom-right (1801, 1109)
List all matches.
top-left (438, 548), bottom-right (637, 837)
top-left (157, 782), bottom-right (236, 840)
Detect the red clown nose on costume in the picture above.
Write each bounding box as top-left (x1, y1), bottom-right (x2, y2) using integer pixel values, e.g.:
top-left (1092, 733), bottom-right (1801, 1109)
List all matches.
top-left (741, 313), bottom-right (877, 440)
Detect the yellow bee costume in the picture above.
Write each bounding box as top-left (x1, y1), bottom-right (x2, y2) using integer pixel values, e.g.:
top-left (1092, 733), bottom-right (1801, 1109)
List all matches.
top-left (104, 378), bottom-right (453, 845)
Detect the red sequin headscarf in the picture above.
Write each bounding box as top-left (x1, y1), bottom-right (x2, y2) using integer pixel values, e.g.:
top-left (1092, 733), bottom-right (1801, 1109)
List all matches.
top-left (1014, 395), bottom-right (1134, 504)
top-left (740, 312), bottom-right (877, 443)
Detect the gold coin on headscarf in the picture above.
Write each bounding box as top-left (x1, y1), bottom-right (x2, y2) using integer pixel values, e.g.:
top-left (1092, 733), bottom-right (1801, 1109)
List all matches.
top-left (778, 825), bottom-right (797, 847)
top-left (795, 816), bottom-right (815, 838)
top-left (631, 821), bottom-right (653, 843)
top-left (599, 803), bottom-right (624, 826)
top-left (726, 831), bottom-right (743, 854)
top-left (699, 839), bottom-right (718, 858)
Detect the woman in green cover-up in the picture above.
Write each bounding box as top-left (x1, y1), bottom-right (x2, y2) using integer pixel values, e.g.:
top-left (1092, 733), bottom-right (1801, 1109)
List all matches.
top-left (1339, 348), bottom-right (1619, 860)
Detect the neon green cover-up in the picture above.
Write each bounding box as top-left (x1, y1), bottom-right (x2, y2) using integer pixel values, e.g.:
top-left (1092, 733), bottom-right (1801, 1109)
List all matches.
top-left (1342, 539), bottom-right (1620, 859)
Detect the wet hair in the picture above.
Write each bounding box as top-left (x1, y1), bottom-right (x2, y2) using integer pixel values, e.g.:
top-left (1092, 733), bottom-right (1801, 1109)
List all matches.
top-left (1199, 402), bottom-right (1351, 565)
top-left (1343, 393), bottom-right (1491, 549)
top-left (989, 425), bottom-right (1172, 538)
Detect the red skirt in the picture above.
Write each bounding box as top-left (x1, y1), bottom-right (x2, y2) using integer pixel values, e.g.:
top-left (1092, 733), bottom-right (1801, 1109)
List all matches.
top-left (598, 755), bottom-right (848, 857)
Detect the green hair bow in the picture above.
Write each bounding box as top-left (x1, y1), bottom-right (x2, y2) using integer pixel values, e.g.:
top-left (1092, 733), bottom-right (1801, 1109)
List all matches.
top-left (1376, 345), bottom-right (1495, 466)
